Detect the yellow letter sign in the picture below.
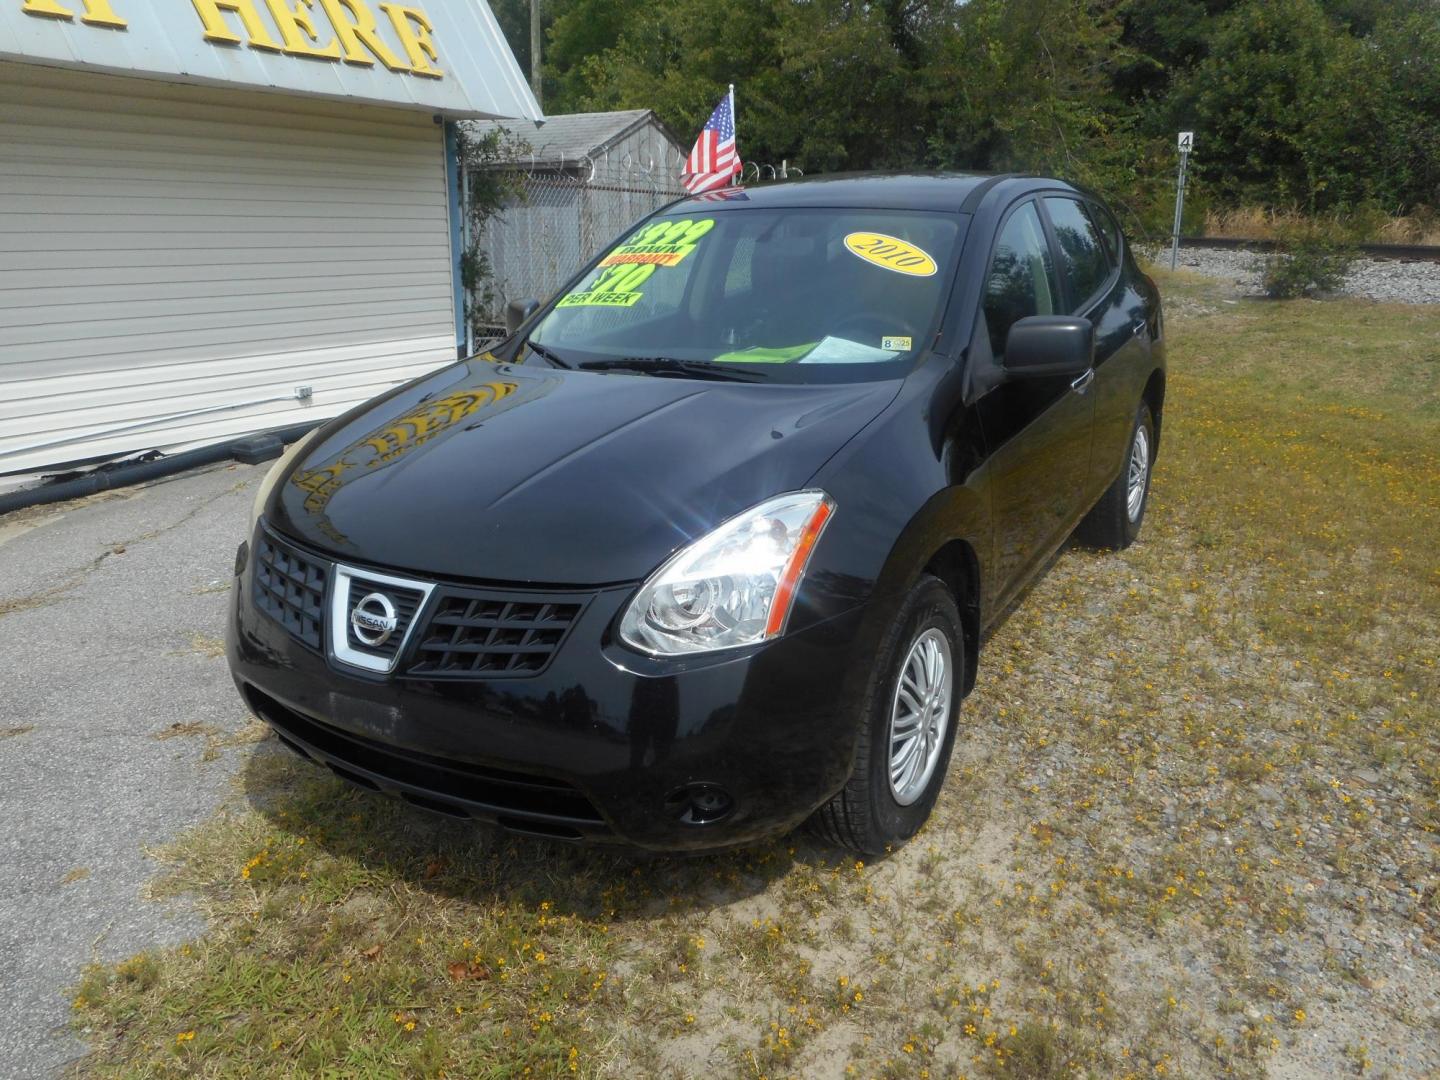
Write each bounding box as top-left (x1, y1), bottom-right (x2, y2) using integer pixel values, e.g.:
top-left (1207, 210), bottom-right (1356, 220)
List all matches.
top-left (263, 0), bottom-right (342, 59)
top-left (379, 3), bottom-right (442, 77)
top-left (24, 0), bottom-right (448, 79)
top-left (190, 0), bottom-right (284, 50)
top-left (317, 0), bottom-right (407, 70)
top-left (22, 0), bottom-right (127, 27)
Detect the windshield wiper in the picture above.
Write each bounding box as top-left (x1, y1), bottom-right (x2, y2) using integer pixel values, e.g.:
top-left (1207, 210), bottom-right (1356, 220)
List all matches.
top-left (576, 357), bottom-right (765, 382)
top-left (525, 339), bottom-right (573, 369)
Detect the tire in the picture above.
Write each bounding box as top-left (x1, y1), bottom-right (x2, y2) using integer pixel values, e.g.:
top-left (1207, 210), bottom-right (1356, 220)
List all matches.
top-left (809, 575), bottom-right (963, 855)
top-left (1076, 401), bottom-right (1155, 550)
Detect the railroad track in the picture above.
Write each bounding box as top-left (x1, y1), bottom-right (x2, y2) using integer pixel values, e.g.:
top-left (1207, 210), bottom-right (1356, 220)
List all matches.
top-left (1177, 236), bottom-right (1440, 262)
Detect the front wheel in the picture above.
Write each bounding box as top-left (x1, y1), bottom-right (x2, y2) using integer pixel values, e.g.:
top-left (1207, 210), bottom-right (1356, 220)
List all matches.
top-left (1077, 401), bottom-right (1155, 550)
top-left (809, 575), bottom-right (963, 854)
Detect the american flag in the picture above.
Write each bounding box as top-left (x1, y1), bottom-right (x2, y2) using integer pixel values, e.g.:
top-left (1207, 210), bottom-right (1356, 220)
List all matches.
top-left (682, 88), bottom-right (740, 194)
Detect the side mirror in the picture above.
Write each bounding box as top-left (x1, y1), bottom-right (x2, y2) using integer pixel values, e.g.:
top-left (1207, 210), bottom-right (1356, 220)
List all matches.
top-left (505, 298), bottom-right (540, 335)
top-left (1003, 316), bottom-right (1094, 377)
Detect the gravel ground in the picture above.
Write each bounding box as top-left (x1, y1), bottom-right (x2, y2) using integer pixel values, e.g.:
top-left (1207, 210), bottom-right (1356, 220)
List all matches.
top-left (1144, 244), bottom-right (1440, 303)
top-left (0, 463), bottom-right (265, 1078)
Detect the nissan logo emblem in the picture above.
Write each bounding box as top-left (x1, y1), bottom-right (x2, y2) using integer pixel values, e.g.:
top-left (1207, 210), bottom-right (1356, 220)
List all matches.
top-left (351, 592), bottom-right (398, 647)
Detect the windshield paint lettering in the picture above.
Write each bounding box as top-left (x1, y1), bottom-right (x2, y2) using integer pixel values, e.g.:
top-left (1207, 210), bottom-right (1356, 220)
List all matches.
top-left (558, 263), bottom-right (656, 308)
top-left (600, 218), bottom-right (715, 268)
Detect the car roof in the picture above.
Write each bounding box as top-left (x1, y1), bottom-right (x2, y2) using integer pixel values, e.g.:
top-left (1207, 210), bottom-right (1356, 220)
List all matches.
top-left (664, 172), bottom-right (1079, 214)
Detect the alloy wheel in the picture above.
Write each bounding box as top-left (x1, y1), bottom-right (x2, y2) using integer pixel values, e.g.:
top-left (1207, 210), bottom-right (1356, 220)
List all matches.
top-left (887, 627), bottom-right (953, 806)
top-left (1126, 425), bottom-right (1151, 522)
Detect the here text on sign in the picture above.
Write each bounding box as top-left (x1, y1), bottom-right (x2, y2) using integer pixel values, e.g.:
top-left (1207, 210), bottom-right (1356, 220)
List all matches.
top-left (19, 0), bottom-right (446, 79)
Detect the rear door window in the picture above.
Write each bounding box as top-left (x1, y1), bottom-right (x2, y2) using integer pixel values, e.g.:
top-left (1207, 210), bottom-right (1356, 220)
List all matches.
top-left (982, 201), bottom-right (1060, 359)
top-left (1042, 197), bottom-right (1112, 309)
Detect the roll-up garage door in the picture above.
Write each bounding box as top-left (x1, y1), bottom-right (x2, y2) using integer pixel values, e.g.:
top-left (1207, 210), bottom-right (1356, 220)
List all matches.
top-left (0, 61), bottom-right (459, 478)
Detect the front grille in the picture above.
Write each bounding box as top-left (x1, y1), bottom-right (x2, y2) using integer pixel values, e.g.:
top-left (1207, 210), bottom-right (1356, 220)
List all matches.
top-left (253, 535), bottom-right (327, 649)
top-left (250, 527), bottom-right (590, 678)
top-left (344, 575), bottom-right (426, 664)
top-left (409, 591), bottom-right (586, 677)
top-left (242, 685), bottom-right (612, 838)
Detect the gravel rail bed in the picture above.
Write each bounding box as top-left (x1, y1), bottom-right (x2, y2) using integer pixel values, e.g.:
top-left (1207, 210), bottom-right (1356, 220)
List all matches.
top-left (1142, 244), bottom-right (1440, 304)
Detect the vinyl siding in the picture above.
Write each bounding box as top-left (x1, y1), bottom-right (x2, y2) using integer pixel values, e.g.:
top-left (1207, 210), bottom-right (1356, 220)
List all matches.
top-left (0, 61), bottom-right (458, 477)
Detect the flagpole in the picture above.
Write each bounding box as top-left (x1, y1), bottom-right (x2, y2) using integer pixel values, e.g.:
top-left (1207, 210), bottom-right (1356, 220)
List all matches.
top-left (729, 83), bottom-right (736, 182)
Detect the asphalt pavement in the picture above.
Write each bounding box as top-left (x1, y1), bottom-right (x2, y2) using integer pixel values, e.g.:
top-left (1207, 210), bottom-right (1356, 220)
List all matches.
top-left (0, 462), bottom-right (269, 1077)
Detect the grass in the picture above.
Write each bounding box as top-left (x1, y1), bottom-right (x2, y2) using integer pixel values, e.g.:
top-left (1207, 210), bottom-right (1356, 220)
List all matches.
top-left (71, 275), bottom-right (1440, 1078)
top-left (1204, 205), bottom-right (1440, 246)
top-left (151, 719), bottom-right (272, 765)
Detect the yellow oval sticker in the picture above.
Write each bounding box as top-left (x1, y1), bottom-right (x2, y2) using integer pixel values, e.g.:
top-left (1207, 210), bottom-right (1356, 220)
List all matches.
top-left (844, 232), bottom-right (938, 277)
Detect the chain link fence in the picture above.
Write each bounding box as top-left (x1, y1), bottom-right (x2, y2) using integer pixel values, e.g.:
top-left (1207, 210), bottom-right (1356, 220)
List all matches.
top-left (464, 160), bottom-right (687, 345)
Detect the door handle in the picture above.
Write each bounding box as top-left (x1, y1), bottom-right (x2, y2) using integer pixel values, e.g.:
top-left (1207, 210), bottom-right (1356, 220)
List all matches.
top-left (1070, 369), bottom-right (1095, 394)
top-left (1133, 318), bottom-right (1149, 336)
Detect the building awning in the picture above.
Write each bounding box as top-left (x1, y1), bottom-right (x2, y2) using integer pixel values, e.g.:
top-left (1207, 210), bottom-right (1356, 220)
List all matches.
top-left (0, 0), bottom-right (541, 121)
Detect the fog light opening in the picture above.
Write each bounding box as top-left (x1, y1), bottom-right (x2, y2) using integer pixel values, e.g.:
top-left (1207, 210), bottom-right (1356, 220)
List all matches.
top-left (666, 783), bottom-right (734, 826)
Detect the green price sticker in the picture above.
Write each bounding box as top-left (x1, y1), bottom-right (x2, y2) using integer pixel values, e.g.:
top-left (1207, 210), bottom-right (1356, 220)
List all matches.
top-left (557, 263), bottom-right (657, 308)
top-left (601, 218), bottom-right (715, 268)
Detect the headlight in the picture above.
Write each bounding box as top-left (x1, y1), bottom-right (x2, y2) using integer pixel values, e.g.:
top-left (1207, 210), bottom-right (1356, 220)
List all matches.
top-left (250, 427), bottom-right (322, 524)
top-left (619, 491), bottom-right (836, 656)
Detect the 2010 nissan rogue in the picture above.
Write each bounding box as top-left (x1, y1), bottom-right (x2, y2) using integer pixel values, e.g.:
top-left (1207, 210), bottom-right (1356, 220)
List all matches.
top-left (227, 173), bottom-right (1166, 855)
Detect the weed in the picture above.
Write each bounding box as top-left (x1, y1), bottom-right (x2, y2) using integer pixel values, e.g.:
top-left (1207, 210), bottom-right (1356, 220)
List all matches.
top-left (188, 633), bottom-right (226, 659)
top-left (1262, 220), bottom-right (1361, 298)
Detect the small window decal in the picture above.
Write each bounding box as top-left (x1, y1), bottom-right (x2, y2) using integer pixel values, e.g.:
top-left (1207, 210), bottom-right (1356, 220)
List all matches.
top-left (844, 232), bottom-right (937, 277)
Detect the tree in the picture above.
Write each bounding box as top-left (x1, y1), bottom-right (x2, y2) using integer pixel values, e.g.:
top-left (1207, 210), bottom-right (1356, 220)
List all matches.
top-left (1366, 4), bottom-right (1440, 210)
top-left (545, 0), bottom-right (923, 172)
top-left (492, 0), bottom-right (1440, 224)
top-left (1113, 0), bottom-right (1240, 105)
top-left (1170, 0), bottom-right (1433, 212)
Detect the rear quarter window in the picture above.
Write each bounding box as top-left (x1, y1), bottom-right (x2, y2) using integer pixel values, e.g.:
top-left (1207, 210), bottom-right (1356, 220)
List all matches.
top-left (1089, 201), bottom-right (1123, 265)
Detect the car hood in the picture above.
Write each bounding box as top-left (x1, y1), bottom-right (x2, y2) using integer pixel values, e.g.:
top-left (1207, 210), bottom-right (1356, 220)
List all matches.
top-left (267, 360), bottom-right (899, 585)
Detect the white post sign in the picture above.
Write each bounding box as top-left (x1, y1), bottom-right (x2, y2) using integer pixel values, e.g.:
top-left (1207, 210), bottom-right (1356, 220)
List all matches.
top-left (1170, 132), bottom-right (1194, 270)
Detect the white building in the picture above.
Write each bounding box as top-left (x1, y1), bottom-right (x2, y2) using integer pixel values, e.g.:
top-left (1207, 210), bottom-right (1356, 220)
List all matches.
top-left (0, 0), bottom-right (540, 481)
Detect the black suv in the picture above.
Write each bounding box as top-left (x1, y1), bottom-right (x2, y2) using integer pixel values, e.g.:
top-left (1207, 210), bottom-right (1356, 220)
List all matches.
top-left (229, 173), bottom-right (1164, 854)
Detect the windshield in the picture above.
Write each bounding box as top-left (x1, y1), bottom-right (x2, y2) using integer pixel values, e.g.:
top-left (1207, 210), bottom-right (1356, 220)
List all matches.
top-left (528, 208), bottom-right (963, 381)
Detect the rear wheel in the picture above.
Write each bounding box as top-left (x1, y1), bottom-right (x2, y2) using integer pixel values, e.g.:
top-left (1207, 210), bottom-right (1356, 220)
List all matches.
top-left (809, 575), bottom-right (963, 854)
top-left (1077, 401), bottom-right (1154, 550)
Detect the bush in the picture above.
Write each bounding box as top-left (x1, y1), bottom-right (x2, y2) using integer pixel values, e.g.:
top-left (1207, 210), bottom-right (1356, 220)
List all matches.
top-left (1262, 222), bottom-right (1359, 298)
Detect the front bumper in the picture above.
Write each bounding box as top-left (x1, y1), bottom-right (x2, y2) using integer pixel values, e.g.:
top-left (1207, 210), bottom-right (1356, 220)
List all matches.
top-left (227, 528), bottom-right (866, 851)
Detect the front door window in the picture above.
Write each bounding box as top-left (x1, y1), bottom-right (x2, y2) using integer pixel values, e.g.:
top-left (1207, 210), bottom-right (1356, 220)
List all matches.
top-left (982, 201), bottom-right (1060, 359)
top-left (1043, 197), bottom-right (1112, 309)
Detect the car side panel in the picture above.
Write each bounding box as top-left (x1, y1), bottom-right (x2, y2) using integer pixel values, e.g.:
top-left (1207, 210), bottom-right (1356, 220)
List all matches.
top-left (977, 363), bottom-right (1094, 613)
top-left (964, 193), bottom-right (1096, 611)
top-left (806, 352), bottom-right (992, 720)
top-left (1085, 271), bottom-right (1154, 495)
